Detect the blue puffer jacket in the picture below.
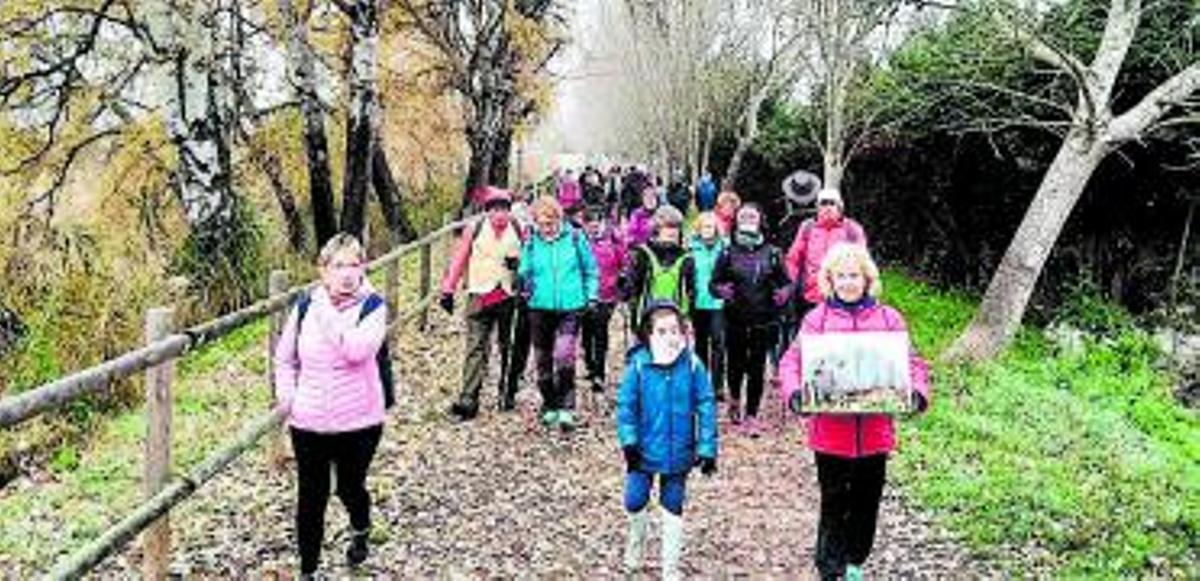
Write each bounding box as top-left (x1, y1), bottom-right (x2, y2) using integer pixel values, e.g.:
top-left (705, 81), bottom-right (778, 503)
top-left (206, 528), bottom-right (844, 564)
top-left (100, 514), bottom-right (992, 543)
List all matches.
top-left (617, 346), bottom-right (718, 475)
top-left (518, 222), bottom-right (599, 311)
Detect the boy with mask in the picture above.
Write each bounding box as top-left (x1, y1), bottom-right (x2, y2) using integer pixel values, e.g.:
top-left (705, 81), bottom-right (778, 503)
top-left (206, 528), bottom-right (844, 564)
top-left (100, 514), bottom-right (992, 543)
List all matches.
top-left (616, 301), bottom-right (718, 580)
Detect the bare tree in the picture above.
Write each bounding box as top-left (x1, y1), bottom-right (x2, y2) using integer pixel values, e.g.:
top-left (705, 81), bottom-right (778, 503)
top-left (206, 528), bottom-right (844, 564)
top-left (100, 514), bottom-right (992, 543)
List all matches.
top-left (279, 0), bottom-right (338, 248)
top-left (944, 0), bottom-right (1200, 361)
top-left (395, 0), bottom-right (566, 210)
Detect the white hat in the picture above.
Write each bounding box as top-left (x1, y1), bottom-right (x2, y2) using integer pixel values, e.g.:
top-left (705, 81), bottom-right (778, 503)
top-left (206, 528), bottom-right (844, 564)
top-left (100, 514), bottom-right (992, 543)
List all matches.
top-left (816, 188), bottom-right (843, 207)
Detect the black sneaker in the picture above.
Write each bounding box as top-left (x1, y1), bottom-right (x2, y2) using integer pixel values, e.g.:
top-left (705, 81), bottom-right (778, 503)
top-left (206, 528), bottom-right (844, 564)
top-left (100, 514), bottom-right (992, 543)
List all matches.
top-left (346, 530), bottom-right (369, 566)
top-left (449, 402), bottom-right (478, 421)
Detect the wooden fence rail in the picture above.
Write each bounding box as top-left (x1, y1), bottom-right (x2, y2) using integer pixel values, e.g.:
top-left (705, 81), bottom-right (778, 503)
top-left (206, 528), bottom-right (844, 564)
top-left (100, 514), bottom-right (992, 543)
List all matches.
top-left (0, 218), bottom-right (465, 579)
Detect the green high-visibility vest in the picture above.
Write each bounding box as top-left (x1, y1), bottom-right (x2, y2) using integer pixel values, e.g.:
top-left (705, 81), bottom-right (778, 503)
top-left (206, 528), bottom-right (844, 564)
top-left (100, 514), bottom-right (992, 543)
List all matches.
top-left (640, 245), bottom-right (689, 315)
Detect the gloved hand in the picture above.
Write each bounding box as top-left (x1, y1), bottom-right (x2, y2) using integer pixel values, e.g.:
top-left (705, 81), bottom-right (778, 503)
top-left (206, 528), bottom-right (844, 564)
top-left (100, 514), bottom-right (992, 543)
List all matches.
top-left (773, 287), bottom-right (791, 307)
top-left (622, 445), bottom-right (642, 473)
top-left (439, 292), bottom-right (455, 314)
top-left (697, 455), bottom-right (717, 477)
top-left (503, 255), bottom-right (519, 270)
top-left (714, 283), bottom-right (735, 301)
top-left (518, 278), bottom-right (534, 301)
top-left (788, 390), bottom-right (812, 417)
top-left (586, 299), bottom-right (600, 314)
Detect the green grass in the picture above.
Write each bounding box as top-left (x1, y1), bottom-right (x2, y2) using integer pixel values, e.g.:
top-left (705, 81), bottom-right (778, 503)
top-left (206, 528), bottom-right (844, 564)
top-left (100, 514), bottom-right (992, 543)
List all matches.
top-left (884, 270), bottom-right (1200, 577)
top-left (0, 317), bottom-right (275, 575)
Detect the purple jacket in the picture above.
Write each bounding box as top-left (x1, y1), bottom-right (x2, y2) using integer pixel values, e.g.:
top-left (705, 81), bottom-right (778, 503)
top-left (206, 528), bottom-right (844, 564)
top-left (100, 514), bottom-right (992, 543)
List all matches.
top-left (625, 208), bottom-right (655, 248)
top-left (273, 284), bottom-right (388, 433)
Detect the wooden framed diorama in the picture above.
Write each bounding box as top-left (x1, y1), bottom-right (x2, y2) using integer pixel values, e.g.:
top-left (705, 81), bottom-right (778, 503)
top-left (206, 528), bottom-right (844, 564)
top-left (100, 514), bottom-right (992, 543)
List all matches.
top-left (796, 331), bottom-right (915, 415)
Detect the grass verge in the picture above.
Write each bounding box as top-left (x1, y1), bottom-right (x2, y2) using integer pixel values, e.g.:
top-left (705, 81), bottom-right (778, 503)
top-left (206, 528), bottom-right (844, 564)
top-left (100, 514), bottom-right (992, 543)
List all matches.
top-left (884, 270), bottom-right (1199, 577)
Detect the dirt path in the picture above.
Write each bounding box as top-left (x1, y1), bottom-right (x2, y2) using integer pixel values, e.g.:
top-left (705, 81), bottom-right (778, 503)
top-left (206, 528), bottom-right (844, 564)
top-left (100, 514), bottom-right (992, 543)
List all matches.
top-left (97, 308), bottom-right (990, 578)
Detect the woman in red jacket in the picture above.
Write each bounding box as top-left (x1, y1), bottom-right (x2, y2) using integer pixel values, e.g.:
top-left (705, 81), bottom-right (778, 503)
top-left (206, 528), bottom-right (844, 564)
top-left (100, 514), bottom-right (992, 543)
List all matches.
top-left (778, 242), bottom-right (930, 581)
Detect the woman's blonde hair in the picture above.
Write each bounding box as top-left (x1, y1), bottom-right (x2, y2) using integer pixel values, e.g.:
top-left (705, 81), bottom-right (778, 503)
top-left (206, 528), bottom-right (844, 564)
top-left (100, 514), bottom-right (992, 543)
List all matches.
top-left (693, 211), bottom-right (718, 234)
top-left (817, 242), bottom-right (882, 299)
top-left (318, 233), bottom-right (365, 266)
top-left (530, 195), bottom-right (563, 221)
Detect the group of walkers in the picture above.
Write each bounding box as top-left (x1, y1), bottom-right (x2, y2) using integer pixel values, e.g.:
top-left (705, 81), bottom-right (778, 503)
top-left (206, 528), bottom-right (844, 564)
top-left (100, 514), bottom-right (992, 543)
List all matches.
top-left (271, 166), bottom-right (931, 580)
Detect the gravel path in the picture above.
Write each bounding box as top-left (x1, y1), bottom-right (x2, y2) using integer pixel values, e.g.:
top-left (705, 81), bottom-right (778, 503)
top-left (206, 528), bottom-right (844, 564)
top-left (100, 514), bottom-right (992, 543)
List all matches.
top-left (96, 308), bottom-right (992, 579)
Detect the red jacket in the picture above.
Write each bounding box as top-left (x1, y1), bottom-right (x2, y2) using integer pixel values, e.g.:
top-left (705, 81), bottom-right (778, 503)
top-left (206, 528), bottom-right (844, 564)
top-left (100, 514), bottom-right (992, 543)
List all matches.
top-left (784, 218), bottom-right (867, 304)
top-left (778, 300), bottom-right (930, 458)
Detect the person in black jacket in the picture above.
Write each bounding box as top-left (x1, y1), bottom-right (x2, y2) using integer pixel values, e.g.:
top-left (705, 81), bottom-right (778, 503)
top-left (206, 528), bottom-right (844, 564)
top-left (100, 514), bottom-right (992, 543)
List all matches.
top-left (709, 203), bottom-right (791, 438)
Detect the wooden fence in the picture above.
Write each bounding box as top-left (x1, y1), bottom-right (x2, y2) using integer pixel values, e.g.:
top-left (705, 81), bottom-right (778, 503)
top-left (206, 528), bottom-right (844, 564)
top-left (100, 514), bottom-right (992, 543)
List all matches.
top-left (0, 219), bottom-right (463, 579)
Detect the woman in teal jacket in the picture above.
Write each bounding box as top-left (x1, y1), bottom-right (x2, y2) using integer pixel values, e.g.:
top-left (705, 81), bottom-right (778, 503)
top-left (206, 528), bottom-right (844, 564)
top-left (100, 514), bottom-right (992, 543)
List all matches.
top-left (517, 196), bottom-right (599, 431)
top-left (616, 301), bottom-right (718, 579)
top-left (689, 212), bottom-right (726, 403)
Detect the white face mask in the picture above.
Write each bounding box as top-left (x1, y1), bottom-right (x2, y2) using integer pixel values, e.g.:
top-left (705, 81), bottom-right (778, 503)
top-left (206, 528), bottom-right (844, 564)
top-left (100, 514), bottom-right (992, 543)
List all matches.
top-left (649, 332), bottom-right (685, 365)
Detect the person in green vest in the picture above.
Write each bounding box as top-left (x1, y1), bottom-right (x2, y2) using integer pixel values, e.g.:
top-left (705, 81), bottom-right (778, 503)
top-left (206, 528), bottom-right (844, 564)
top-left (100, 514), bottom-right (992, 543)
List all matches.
top-left (689, 212), bottom-right (726, 402)
top-left (623, 206), bottom-right (695, 332)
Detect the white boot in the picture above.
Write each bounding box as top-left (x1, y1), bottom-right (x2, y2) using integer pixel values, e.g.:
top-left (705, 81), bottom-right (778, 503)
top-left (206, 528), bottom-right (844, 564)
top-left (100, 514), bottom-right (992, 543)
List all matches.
top-left (660, 509), bottom-right (684, 581)
top-left (624, 510), bottom-right (650, 573)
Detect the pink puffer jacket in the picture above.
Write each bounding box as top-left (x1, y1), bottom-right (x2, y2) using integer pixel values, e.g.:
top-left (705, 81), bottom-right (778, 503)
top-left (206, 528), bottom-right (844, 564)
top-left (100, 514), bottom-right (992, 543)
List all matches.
top-left (784, 218), bottom-right (867, 304)
top-left (590, 228), bottom-right (628, 303)
top-left (778, 300), bottom-right (930, 458)
top-left (273, 284), bottom-right (388, 433)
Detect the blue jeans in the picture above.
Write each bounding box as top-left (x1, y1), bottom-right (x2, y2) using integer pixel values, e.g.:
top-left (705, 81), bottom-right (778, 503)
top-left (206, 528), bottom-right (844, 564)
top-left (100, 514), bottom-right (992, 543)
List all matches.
top-left (625, 471), bottom-right (689, 516)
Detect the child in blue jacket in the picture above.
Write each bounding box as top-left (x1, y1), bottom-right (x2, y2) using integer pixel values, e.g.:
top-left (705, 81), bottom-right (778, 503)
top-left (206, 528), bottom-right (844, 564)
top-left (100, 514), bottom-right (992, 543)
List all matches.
top-left (616, 301), bottom-right (719, 579)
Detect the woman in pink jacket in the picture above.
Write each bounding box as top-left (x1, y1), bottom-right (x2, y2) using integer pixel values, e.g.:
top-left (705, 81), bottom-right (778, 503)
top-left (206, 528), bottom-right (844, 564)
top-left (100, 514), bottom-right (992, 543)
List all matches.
top-left (274, 233), bottom-right (389, 578)
top-left (778, 242), bottom-right (929, 581)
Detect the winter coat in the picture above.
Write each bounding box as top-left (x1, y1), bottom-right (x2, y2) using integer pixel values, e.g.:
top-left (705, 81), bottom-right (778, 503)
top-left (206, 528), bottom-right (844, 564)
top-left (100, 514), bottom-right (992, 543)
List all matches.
top-left (688, 235), bottom-right (725, 311)
top-left (695, 177), bottom-right (718, 211)
top-left (625, 207), bottom-right (656, 248)
top-left (617, 346), bottom-right (718, 474)
top-left (589, 227), bottom-right (627, 304)
top-left (558, 179), bottom-right (583, 211)
top-left (778, 300), bottom-right (930, 458)
top-left (625, 241), bottom-right (695, 314)
top-left (517, 222), bottom-right (599, 311)
top-left (709, 237), bottom-right (790, 326)
top-left (273, 284), bottom-right (388, 433)
top-left (784, 217), bottom-right (868, 305)
top-left (440, 218), bottom-right (525, 297)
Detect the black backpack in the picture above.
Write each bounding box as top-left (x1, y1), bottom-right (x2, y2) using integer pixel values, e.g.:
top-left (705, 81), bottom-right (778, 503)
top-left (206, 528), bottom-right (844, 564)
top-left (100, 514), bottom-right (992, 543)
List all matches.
top-left (295, 292), bottom-right (395, 409)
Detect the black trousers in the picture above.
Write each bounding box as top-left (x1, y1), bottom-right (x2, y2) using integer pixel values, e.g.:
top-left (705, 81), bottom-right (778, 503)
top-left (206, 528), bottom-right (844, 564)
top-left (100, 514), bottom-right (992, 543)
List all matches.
top-left (725, 321), bottom-right (773, 417)
top-left (691, 309), bottom-right (725, 400)
top-left (814, 452), bottom-right (888, 579)
top-left (581, 302), bottom-right (615, 383)
top-left (528, 309), bottom-right (581, 411)
top-left (505, 300), bottom-right (532, 397)
top-left (291, 425), bottom-right (383, 573)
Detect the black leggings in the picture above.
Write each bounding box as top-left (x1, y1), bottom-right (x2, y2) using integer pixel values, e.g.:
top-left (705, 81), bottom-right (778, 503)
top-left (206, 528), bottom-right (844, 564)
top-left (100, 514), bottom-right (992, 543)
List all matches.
top-left (725, 321), bottom-right (773, 417)
top-left (581, 303), bottom-right (615, 382)
top-left (291, 425), bottom-right (383, 573)
top-left (814, 452), bottom-right (888, 578)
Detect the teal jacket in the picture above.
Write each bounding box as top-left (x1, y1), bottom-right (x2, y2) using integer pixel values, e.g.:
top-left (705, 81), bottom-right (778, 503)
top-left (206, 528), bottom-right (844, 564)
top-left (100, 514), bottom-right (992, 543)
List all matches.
top-left (617, 346), bottom-right (718, 474)
top-left (518, 223), bottom-right (599, 311)
top-left (689, 235), bottom-right (725, 311)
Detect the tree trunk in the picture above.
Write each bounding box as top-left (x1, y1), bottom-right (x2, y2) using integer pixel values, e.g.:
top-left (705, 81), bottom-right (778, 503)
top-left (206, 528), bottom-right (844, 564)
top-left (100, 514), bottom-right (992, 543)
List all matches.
top-left (278, 0), bottom-right (336, 250)
top-left (489, 121), bottom-right (513, 188)
top-left (252, 145), bottom-right (307, 252)
top-left (944, 129), bottom-right (1108, 361)
top-left (371, 143), bottom-right (417, 243)
top-left (463, 122), bottom-right (497, 210)
top-left (722, 88), bottom-right (767, 191)
top-left (339, 0), bottom-right (378, 239)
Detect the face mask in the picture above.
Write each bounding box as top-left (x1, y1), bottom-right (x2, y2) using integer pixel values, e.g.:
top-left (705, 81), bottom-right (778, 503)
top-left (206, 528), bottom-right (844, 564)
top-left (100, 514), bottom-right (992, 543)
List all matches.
top-left (649, 333), bottom-right (684, 365)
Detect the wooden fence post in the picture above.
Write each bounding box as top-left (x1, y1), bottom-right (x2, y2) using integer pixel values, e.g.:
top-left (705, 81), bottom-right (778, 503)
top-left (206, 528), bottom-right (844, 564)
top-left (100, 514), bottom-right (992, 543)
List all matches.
top-left (385, 256), bottom-right (400, 342)
top-left (267, 270), bottom-right (290, 471)
top-left (143, 307), bottom-right (174, 580)
top-left (418, 240), bottom-right (432, 331)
